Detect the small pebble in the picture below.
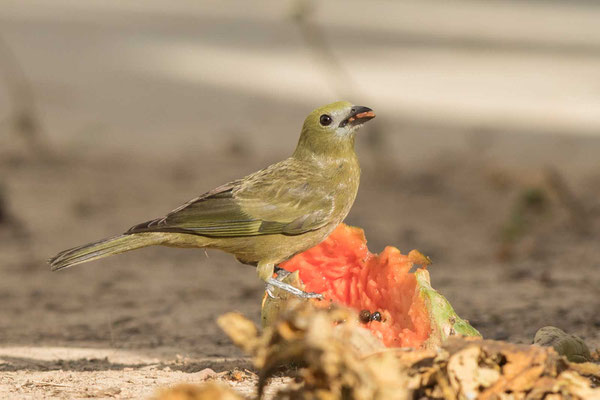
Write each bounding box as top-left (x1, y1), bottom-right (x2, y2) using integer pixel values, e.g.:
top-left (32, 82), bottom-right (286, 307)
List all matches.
top-left (359, 309), bottom-right (371, 323)
top-left (370, 311), bottom-right (382, 322)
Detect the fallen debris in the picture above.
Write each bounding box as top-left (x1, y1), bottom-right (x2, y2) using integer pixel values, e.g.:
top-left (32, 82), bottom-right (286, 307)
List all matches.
top-left (534, 326), bottom-right (592, 363)
top-left (215, 304), bottom-right (600, 400)
top-left (153, 382), bottom-right (243, 400)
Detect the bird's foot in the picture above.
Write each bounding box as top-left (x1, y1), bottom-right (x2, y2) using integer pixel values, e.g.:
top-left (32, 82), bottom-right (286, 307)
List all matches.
top-left (266, 277), bottom-right (323, 300)
top-left (274, 267), bottom-right (290, 279)
top-left (265, 268), bottom-right (291, 299)
top-left (265, 284), bottom-right (278, 299)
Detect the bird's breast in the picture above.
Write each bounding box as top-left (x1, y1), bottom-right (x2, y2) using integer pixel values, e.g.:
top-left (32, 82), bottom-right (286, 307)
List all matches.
top-left (324, 158), bottom-right (360, 220)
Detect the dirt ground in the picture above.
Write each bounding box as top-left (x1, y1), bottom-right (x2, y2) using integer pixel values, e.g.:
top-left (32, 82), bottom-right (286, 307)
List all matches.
top-left (0, 2), bottom-right (599, 397)
top-left (0, 130), bottom-right (599, 398)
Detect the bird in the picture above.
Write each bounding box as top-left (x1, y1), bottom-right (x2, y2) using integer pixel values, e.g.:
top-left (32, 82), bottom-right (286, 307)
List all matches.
top-left (49, 101), bottom-right (375, 298)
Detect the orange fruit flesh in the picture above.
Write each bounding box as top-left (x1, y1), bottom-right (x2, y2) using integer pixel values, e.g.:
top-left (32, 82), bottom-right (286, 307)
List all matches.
top-left (280, 224), bottom-right (431, 348)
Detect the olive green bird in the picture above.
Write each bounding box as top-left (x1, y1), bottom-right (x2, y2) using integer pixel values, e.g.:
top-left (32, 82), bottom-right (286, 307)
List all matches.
top-left (49, 101), bottom-right (375, 298)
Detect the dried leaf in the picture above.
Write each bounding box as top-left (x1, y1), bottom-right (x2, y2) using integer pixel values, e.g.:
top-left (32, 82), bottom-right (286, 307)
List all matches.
top-left (218, 306), bottom-right (600, 400)
top-left (447, 346), bottom-right (500, 399)
top-left (153, 383), bottom-right (243, 400)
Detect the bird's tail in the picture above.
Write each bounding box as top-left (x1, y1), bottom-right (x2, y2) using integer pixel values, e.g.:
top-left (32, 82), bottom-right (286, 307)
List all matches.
top-left (49, 234), bottom-right (153, 271)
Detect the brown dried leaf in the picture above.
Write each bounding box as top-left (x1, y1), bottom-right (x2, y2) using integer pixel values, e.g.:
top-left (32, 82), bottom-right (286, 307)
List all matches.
top-left (217, 312), bottom-right (261, 361)
top-left (218, 306), bottom-right (600, 400)
top-left (447, 346), bottom-right (500, 399)
top-left (153, 382), bottom-right (243, 400)
top-left (556, 371), bottom-right (600, 399)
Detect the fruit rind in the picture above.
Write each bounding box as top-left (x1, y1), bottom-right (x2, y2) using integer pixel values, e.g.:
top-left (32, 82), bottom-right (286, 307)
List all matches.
top-left (415, 268), bottom-right (481, 348)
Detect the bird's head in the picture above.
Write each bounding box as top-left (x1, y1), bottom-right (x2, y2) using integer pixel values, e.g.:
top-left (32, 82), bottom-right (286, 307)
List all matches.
top-left (294, 101), bottom-right (375, 159)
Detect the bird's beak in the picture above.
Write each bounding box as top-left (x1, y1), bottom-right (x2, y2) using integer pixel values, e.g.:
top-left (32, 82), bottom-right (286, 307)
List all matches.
top-left (339, 106), bottom-right (376, 128)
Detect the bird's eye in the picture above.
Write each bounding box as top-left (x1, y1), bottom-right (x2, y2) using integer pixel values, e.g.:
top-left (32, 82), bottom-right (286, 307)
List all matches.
top-left (319, 114), bottom-right (332, 126)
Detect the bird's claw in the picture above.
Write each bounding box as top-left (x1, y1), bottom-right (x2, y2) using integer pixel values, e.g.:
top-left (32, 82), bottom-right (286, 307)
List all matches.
top-left (265, 284), bottom-right (278, 299)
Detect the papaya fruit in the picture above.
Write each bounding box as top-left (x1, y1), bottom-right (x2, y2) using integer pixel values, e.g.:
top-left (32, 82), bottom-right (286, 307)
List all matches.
top-left (262, 223), bottom-right (480, 348)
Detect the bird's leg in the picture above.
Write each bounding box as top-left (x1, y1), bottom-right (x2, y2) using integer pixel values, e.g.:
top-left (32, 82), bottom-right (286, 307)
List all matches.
top-left (266, 277), bottom-right (323, 299)
top-left (257, 261), bottom-right (275, 282)
top-left (258, 262), bottom-right (322, 299)
top-left (266, 266), bottom-right (290, 299)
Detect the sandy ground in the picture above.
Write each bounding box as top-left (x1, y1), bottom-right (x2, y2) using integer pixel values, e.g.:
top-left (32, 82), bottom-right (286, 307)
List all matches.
top-left (0, 0), bottom-right (599, 398)
top-left (0, 345), bottom-right (282, 399)
top-left (0, 144), bottom-right (599, 398)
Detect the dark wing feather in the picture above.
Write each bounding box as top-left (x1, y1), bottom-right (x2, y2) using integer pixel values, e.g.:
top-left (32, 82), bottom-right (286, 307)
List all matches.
top-left (126, 181), bottom-right (259, 237)
top-left (126, 162), bottom-right (334, 238)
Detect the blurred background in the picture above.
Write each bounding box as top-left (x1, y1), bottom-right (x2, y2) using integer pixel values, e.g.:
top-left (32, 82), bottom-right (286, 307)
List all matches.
top-left (0, 0), bottom-right (599, 377)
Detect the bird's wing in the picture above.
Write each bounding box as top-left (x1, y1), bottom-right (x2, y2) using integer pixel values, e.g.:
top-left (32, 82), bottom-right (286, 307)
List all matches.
top-left (126, 162), bottom-right (334, 237)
